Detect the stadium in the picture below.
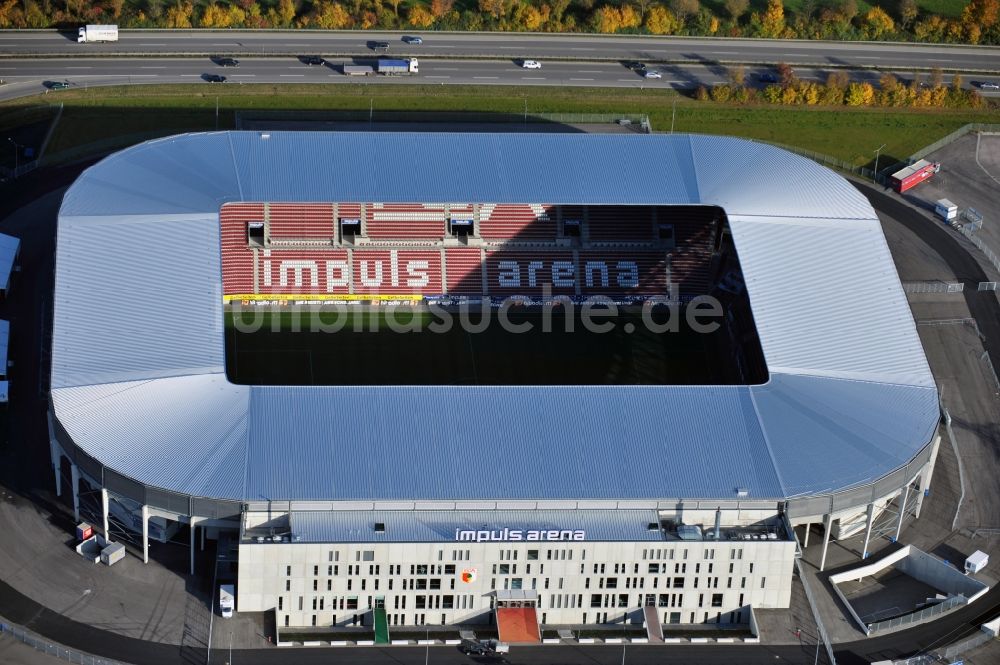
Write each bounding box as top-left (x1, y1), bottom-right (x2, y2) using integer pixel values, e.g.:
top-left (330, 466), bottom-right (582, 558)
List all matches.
top-left (48, 131), bottom-right (940, 639)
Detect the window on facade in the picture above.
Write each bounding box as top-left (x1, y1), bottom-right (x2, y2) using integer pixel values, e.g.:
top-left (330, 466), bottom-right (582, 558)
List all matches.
top-left (673, 577), bottom-right (684, 588)
top-left (285, 580), bottom-right (291, 591)
top-left (442, 595), bottom-right (454, 609)
top-left (618, 594), bottom-right (628, 607)
top-left (605, 578), bottom-right (617, 589)
top-left (648, 563), bottom-right (660, 574)
top-left (415, 565), bottom-right (428, 575)
top-left (415, 579), bottom-right (427, 590)
top-left (712, 594), bottom-right (723, 607)
top-left (286, 566), bottom-right (291, 576)
top-left (590, 594), bottom-right (602, 608)
top-left (313, 580), bottom-right (318, 591)
top-left (498, 564), bottom-right (510, 575)
top-left (511, 578), bottom-right (523, 590)
top-left (347, 597), bottom-right (358, 610)
top-left (278, 597), bottom-right (283, 610)
top-left (528, 550), bottom-right (539, 560)
top-left (430, 579), bottom-right (441, 590)
top-left (761, 577), bottom-right (766, 589)
top-left (415, 596), bottom-right (426, 609)
top-left (444, 564), bottom-right (455, 575)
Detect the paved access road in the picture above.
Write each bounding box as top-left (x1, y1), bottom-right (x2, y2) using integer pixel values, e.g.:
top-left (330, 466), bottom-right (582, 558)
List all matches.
top-left (1, 30), bottom-right (1000, 73)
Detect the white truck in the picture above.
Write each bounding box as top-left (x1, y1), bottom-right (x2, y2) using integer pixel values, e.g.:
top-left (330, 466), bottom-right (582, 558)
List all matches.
top-left (78, 25), bottom-right (118, 43)
top-left (219, 584), bottom-right (235, 618)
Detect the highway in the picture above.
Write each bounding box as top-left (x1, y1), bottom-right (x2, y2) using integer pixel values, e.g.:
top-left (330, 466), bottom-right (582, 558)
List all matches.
top-left (0, 56), bottom-right (996, 102)
top-left (1, 30), bottom-right (999, 73)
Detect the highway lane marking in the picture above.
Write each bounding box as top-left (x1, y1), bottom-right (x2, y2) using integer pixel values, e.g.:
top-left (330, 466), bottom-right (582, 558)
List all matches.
top-left (140, 66), bottom-right (167, 69)
top-left (229, 74), bottom-right (256, 77)
top-left (65, 67), bottom-right (92, 69)
top-left (578, 70), bottom-right (602, 73)
top-left (569, 47), bottom-right (589, 51)
top-left (570, 78), bottom-right (594, 81)
top-left (435, 67), bottom-right (459, 71)
top-left (279, 74), bottom-right (305, 77)
top-left (473, 76), bottom-right (499, 79)
top-left (180, 74), bottom-right (201, 77)
top-left (715, 51), bottom-right (740, 55)
top-left (424, 45), bottom-right (455, 48)
top-left (137, 43), bottom-right (167, 46)
top-left (425, 76), bottom-right (451, 79)
top-left (522, 77), bottom-right (546, 80)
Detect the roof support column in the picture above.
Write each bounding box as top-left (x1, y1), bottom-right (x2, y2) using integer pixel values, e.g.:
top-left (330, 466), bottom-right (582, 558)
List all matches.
top-left (820, 513), bottom-right (832, 572)
top-left (47, 414), bottom-right (61, 497)
top-left (101, 488), bottom-right (109, 541)
top-left (915, 434), bottom-right (941, 519)
top-left (895, 484), bottom-right (910, 542)
top-left (142, 504), bottom-right (149, 564)
top-left (803, 522), bottom-right (811, 549)
top-left (190, 517), bottom-right (199, 576)
top-left (861, 503), bottom-right (875, 560)
top-left (70, 463), bottom-right (80, 523)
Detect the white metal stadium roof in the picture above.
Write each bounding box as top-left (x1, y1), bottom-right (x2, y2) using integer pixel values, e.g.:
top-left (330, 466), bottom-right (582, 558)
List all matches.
top-left (51, 131), bottom-right (938, 503)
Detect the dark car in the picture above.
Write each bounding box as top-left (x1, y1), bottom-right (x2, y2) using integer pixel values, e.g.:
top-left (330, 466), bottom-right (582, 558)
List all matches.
top-left (757, 72), bottom-right (779, 83)
top-left (369, 40), bottom-right (390, 51)
top-left (403, 36), bottom-right (423, 44)
top-left (624, 61), bottom-right (646, 72)
top-left (48, 80), bottom-right (70, 90)
top-left (460, 639), bottom-right (489, 655)
top-left (218, 57), bottom-right (240, 67)
top-left (302, 55), bottom-right (325, 66)
top-left (205, 74), bottom-right (227, 83)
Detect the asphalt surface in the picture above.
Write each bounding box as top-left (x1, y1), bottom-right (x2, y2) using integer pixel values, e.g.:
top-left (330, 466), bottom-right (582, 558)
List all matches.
top-left (2, 30), bottom-right (1000, 74)
top-left (0, 56), bottom-right (995, 103)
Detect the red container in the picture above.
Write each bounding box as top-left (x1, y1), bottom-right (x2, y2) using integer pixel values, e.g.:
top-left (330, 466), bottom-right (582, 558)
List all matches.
top-left (76, 522), bottom-right (93, 541)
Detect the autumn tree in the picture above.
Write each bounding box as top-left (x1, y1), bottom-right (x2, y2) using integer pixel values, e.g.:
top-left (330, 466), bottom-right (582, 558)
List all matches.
top-left (591, 5), bottom-right (622, 32)
top-left (645, 3), bottom-right (681, 32)
top-left (776, 61), bottom-right (796, 87)
top-left (312, 0), bottom-right (352, 28)
top-left (430, 0), bottom-right (454, 17)
top-left (961, 0), bottom-right (999, 29)
top-left (930, 66), bottom-right (944, 87)
top-left (479, 0), bottom-right (506, 19)
top-left (619, 3), bottom-right (641, 27)
top-left (826, 70), bottom-right (849, 89)
top-left (165, 0), bottom-right (193, 27)
top-left (408, 3), bottom-right (434, 25)
top-left (862, 6), bottom-right (895, 38)
top-left (277, 0), bottom-right (296, 25)
top-left (108, 0), bottom-right (124, 18)
top-left (897, 0), bottom-right (917, 28)
top-left (845, 82), bottom-right (875, 105)
top-left (723, 0), bottom-right (747, 20)
top-left (670, 0), bottom-right (699, 23)
top-left (727, 63), bottom-right (745, 86)
top-left (758, 0), bottom-right (785, 37)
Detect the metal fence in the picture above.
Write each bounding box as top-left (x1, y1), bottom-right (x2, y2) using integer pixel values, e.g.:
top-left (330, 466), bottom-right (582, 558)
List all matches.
top-left (910, 123), bottom-right (1000, 161)
top-left (0, 620), bottom-right (131, 665)
top-left (867, 594), bottom-right (967, 635)
top-left (935, 629), bottom-right (994, 661)
top-left (957, 224), bottom-right (1000, 277)
top-left (903, 281), bottom-right (965, 293)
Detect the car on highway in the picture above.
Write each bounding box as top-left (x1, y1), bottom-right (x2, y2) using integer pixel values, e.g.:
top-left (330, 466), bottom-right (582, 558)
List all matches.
top-left (757, 72), bottom-right (779, 83)
top-left (301, 55), bottom-right (325, 66)
top-left (979, 81), bottom-right (1000, 90)
top-left (624, 61), bottom-right (646, 72)
top-left (403, 36), bottom-right (423, 44)
top-left (369, 40), bottom-right (390, 51)
top-left (521, 60), bottom-right (541, 69)
top-left (205, 74), bottom-right (227, 83)
top-left (47, 81), bottom-right (70, 90)
top-left (217, 57), bottom-right (240, 68)
top-left (644, 70), bottom-right (662, 79)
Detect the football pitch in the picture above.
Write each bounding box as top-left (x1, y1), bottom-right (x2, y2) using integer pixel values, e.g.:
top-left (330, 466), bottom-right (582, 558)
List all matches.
top-left (225, 305), bottom-right (762, 386)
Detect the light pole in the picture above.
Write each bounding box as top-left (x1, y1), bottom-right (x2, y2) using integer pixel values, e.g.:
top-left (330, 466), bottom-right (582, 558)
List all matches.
top-left (228, 630), bottom-right (233, 665)
top-left (424, 626), bottom-right (429, 665)
top-left (670, 99), bottom-right (676, 134)
top-left (873, 143), bottom-right (886, 184)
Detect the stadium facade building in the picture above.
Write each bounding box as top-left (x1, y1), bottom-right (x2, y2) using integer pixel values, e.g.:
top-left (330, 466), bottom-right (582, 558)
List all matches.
top-left (49, 131), bottom-right (940, 635)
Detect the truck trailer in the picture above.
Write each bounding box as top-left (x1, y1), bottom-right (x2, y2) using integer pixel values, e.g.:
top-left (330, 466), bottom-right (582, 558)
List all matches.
top-left (890, 160), bottom-right (941, 193)
top-left (78, 25), bottom-right (119, 43)
top-left (343, 58), bottom-right (418, 76)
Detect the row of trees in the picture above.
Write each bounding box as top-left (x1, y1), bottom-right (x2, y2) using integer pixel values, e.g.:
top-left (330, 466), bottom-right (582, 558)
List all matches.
top-left (697, 63), bottom-right (986, 108)
top-left (0, 0), bottom-right (997, 45)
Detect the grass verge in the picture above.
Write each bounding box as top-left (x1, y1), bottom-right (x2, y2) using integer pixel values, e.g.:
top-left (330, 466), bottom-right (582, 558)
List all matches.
top-left (0, 83), bottom-right (994, 167)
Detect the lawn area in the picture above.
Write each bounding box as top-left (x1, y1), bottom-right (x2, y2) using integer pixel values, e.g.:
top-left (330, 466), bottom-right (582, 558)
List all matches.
top-left (1, 83), bottom-right (994, 168)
